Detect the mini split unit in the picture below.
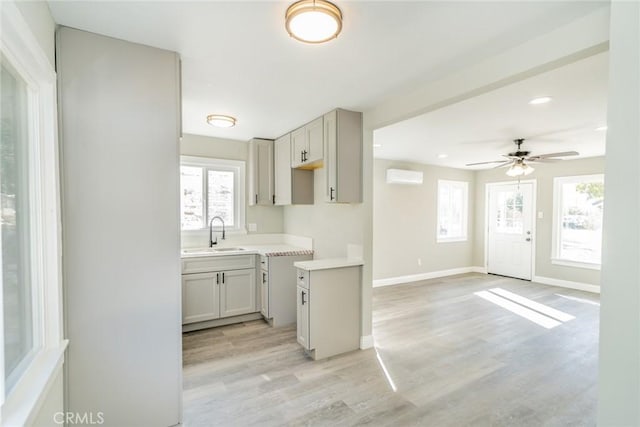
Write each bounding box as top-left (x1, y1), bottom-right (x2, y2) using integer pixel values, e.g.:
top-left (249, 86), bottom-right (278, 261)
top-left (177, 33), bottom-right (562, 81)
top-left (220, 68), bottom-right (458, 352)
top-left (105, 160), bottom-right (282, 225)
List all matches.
top-left (385, 169), bottom-right (424, 185)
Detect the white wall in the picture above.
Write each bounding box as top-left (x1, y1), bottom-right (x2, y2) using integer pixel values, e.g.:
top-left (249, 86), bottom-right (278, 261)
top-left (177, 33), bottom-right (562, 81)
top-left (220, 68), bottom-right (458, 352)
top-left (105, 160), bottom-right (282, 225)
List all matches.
top-left (598, 2), bottom-right (640, 424)
top-left (57, 27), bottom-right (182, 426)
top-left (474, 157), bottom-right (604, 287)
top-left (180, 133), bottom-right (284, 248)
top-left (373, 159), bottom-right (475, 281)
top-left (14, 0), bottom-right (55, 68)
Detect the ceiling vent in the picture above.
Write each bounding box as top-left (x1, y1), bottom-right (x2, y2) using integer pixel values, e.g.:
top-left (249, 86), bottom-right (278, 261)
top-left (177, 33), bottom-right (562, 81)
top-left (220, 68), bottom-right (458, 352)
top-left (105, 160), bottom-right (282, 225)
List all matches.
top-left (386, 169), bottom-right (423, 185)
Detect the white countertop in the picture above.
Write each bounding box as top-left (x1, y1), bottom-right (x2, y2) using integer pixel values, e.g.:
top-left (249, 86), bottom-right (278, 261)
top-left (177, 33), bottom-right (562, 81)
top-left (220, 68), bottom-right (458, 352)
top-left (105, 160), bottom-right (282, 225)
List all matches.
top-left (294, 258), bottom-right (364, 271)
top-left (181, 244), bottom-right (313, 259)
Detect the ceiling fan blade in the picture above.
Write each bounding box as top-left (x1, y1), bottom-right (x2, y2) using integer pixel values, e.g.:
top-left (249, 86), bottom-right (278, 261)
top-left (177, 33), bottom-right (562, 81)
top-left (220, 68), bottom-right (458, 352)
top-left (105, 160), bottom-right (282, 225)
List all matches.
top-left (493, 161), bottom-right (513, 169)
top-left (527, 158), bottom-right (562, 163)
top-left (465, 160), bottom-right (509, 166)
top-left (529, 151), bottom-right (579, 160)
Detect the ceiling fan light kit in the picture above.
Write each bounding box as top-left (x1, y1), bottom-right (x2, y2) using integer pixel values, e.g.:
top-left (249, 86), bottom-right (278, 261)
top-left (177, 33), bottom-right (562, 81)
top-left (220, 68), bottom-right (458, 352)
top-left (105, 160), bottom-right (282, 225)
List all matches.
top-left (285, 0), bottom-right (343, 44)
top-left (506, 160), bottom-right (535, 177)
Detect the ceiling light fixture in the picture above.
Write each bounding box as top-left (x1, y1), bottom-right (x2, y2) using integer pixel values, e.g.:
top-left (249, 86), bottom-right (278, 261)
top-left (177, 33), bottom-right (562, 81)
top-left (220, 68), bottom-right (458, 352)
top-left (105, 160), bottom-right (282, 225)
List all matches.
top-left (529, 96), bottom-right (552, 105)
top-left (206, 114), bottom-right (237, 128)
top-left (506, 159), bottom-right (535, 177)
top-left (595, 125), bottom-right (608, 131)
top-left (285, 0), bottom-right (343, 44)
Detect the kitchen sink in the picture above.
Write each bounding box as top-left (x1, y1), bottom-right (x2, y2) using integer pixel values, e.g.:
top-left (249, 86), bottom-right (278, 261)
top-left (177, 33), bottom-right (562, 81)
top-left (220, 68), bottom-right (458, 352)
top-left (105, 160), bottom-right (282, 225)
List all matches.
top-left (214, 247), bottom-right (245, 252)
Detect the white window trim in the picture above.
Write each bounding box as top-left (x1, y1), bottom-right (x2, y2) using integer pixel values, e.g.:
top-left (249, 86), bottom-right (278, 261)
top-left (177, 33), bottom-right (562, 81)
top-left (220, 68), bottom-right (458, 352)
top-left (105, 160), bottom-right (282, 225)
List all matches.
top-left (552, 174), bottom-right (604, 270)
top-left (1, 3), bottom-right (67, 426)
top-left (437, 180), bottom-right (469, 243)
top-left (180, 155), bottom-right (246, 234)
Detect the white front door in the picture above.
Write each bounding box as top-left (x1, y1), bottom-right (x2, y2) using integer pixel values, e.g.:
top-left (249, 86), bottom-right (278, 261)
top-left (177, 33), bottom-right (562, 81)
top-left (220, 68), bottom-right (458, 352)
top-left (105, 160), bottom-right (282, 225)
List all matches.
top-left (487, 182), bottom-right (534, 280)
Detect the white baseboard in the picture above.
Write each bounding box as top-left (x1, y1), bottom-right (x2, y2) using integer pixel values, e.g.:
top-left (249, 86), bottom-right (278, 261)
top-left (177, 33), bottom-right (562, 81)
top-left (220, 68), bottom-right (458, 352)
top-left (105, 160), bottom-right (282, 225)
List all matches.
top-left (532, 275), bottom-right (600, 294)
top-left (360, 335), bottom-right (374, 349)
top-left (373, 266), bottom-right (486, 288)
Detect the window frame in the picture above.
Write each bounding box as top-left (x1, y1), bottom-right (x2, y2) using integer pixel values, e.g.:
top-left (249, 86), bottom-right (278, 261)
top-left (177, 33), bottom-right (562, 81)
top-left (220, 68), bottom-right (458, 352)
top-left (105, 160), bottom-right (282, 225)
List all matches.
top-left (552, 174), bottom-right (604, 270)
top-left (180, 156), bottom-right (246, 234)
top-left (436, 179), bottom-right (469, 243)
top-left (1, 3), bottom-right (67, 425)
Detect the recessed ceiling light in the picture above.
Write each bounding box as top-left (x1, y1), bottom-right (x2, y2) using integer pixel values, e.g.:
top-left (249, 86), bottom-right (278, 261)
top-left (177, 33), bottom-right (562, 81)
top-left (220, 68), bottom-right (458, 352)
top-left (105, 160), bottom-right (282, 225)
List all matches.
top-left (285, 0), bottom-right (343, 44)
top-left (529, 96), bottom-right (553, 105)
top-left (438, 154), bottom-right (448, 159)
top-left (595, 125), bottom-right (608, 131)
top-left (373, 144), bottom-right (382, 148)
top-left (206, 114), bottom-right (237, 128)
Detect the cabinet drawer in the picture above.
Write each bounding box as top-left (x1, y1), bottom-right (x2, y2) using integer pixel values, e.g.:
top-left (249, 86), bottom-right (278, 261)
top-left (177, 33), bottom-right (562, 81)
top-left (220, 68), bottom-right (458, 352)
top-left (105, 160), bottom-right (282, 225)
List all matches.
top-left (182, 254), bottom-right (256, 274)
top-left (260, 256), bottom-right (269, 272)
top-left (296, 268), bottom-right (309, 289)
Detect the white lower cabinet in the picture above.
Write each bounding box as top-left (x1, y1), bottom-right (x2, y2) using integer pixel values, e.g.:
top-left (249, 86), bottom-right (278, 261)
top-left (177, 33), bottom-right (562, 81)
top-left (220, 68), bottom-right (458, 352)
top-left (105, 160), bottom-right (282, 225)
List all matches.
top-left (296, 285), bottom-right (310, 349)
top-left (260, 270), bottom-right (269, 317)
top-left (295, 264), bottom-right (362, 360)
top-left (220, 269), bottom-right (257, 317)
top-left (261, 254), bottom-right (312, 326)
top-left (182, 272), bottom-right (220, 324)
top-left (182, 255), bottom-right (257, 326)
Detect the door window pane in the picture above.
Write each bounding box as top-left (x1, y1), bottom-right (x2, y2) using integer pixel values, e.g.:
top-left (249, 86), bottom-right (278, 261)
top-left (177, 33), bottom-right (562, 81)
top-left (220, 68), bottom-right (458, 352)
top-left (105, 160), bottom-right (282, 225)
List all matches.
top-left (496, 191), bottom-right (524, 234)
top-left (207, 170), bottom-right (234, 227)
top-left (1, 59), bottom-right (33, 391)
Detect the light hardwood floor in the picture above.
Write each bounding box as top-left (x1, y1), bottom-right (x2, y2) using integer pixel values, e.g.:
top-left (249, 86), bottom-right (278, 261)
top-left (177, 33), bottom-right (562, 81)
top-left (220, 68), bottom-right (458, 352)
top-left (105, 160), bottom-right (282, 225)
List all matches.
top-left (183, 273), bottom-right (599, 426)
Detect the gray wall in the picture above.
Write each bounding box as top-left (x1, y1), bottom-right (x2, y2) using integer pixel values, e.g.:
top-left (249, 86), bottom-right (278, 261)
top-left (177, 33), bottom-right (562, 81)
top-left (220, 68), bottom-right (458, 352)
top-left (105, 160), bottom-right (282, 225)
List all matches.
top-left (180, 133), bottom-right (284, 234)
top-left (283, 166), bottom-right (365, 259)
top-left (373, 159), bottom-right (475, 280)
top-left (473, 156), bottom-right (605, 286)
top-left (57, 27), bottom-right (182, 426)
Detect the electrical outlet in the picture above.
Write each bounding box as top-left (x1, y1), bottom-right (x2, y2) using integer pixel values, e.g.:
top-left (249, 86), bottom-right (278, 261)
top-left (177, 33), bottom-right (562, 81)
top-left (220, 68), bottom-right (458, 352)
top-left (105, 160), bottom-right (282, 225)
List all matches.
top-left (248, 223), bottom-right (257, 232)
top-left (538, 211), bottom-right (544, 219)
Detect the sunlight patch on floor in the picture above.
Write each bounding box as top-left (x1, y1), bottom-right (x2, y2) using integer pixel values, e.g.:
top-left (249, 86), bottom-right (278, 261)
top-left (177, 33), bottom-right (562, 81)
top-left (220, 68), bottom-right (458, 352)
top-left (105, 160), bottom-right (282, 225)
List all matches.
top-left (475, 290), bottom-right (562, 329)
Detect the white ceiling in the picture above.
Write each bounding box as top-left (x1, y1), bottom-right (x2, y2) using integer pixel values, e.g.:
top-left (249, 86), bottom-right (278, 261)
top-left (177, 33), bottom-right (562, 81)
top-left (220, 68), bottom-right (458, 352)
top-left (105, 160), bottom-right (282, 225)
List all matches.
top-left (374, 51), bottom-right (609, 169)
top-left (48, 1), bottom-right (607, 142)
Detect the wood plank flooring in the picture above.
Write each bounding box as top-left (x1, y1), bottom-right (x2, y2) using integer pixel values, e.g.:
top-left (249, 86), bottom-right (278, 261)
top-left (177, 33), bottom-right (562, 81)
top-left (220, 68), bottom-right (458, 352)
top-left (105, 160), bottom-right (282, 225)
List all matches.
top-left (183, 273), bottom-right (599, 426)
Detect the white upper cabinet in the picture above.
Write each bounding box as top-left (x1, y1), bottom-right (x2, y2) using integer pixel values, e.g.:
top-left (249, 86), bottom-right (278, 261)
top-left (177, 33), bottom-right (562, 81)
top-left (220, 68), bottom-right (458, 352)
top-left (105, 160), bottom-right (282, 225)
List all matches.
top-left (291, 117), bottom-right (324, 169)
top-left (248, 138), bottom-right (274, 206)
top-left (323, 109), bottom-right (363, 203)
top-left (274, 133), bottom-right (313, 205)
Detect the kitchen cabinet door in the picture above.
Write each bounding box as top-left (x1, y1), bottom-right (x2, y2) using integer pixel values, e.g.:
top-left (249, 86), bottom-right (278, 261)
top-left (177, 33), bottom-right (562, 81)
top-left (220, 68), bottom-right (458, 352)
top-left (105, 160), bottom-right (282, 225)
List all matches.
top-left (323, 109), bottom-right (362, 203)
top-left (220, 268), bottom-right (257, 318)
top-left (296, 285), bottom-right (311, 349)
top-left (274, 134), bottom-right (292, 205)
top-left (182, 272), bottom-right (219, 324)
top-left (260, 270), bottom-right (269, 317)
top-left (249, 138), bottom-right (274, 206)
top-left (305, 116), bottom-right (324, 164)
top-left (291, 127), bottom-right (307, 168)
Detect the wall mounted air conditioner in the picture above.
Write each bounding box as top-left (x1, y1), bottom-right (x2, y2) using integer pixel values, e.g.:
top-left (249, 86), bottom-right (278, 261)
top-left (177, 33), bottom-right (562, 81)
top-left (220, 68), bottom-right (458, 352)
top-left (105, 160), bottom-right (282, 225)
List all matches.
top-left (386, 168), bottom-right (424, 185)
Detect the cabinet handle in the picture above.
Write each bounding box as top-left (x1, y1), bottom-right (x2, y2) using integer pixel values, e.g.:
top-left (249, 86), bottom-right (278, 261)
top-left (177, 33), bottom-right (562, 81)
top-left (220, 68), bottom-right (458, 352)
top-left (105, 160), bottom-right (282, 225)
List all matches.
top-left (262, 272), bottom-right (266, 283)
top-left (301, 290), bottom-right (306, 305)
top-left (330, 187), bottom-right (335, 201)
top-left (216, 273), bottom-right (220, 284)
top-left (272, 194), bottom-right (275, 205)
top-left (301, 151), bottom-right (304, 163)
top-left (222, 272), bottom-right (225, 283)
top-left (255, 194), bottom-right (258, 204)
top-left (303, 150), bottom-right (308, 162)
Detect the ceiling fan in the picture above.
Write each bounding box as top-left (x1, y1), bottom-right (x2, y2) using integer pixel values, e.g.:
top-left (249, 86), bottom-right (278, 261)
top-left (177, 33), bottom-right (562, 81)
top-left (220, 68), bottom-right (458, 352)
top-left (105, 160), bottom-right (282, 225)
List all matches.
top-left (465, 138), bottom-right (579, 177)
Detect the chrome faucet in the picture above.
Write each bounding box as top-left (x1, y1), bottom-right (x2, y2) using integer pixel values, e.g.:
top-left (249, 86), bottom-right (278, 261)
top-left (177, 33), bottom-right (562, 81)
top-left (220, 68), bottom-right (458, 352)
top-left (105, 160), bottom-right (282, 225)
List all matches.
top-left (209, 216), bottom-right (226, 247)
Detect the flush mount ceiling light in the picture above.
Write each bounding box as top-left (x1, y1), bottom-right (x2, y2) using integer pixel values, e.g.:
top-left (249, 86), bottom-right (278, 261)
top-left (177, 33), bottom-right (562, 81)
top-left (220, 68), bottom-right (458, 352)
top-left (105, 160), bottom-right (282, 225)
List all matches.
top-left (529, 96), bottom-right (553, 105)
top-left (285, 0), bottom-right (343, 44)
top-left (506, 159), bottom-right (535, 177)
top-left (206, 114), bottom-right (237, 128)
